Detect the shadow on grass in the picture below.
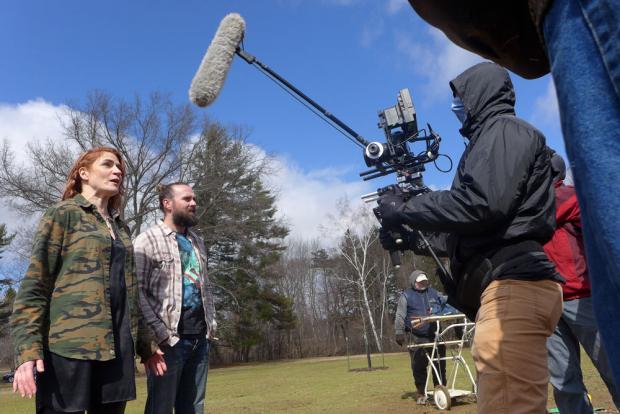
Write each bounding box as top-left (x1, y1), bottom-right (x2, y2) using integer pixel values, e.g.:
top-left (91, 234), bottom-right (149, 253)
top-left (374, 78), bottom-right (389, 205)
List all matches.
top-left (348, 367), bottom-right (390, 372)
top-left (399, 390), bottom-right (477, 409)
top-left (401, 391), bottom-right (417, 400)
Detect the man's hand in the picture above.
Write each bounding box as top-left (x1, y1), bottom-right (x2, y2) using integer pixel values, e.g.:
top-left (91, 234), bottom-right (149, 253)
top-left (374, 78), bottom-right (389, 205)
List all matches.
top-left (379, 227), bottom-right (420, 252)
top-left (144, 349), bottom-right (167, 376)
top-left (376, 186), bottom-right (406, 227)
top-left (208, 320), bottom-right (218, 341)
top-left (411, 317), bottom-right (426, 329)
top-left (379, 227), bottom-right (400, 251)
top-left (395, 334), bottom-right (406, 346)
top-left (13, 359), bottom-right (44, 398)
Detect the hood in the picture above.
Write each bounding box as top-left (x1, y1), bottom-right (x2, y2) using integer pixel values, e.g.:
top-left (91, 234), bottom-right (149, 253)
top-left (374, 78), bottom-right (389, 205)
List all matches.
top-left (409, 270), bottom-right (429, 290)
top-left (550, 152), bottom-right (566, 183)
top-left (450, 62), bottom-right (516, 139)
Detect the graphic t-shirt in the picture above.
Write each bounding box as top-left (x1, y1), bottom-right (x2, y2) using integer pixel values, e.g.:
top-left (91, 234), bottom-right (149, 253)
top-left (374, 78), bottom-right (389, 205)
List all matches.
top-left (176, 233), bottom-right (207, 336)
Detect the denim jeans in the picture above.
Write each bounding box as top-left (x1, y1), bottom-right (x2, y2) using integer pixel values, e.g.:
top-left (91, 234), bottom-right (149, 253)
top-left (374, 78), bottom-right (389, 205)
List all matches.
top-left (547, 297), bottom-right (620, 413)
top-left (543, 0), bottom-right (620, 384)
top-left (145, 337), bottom-right (210, 414)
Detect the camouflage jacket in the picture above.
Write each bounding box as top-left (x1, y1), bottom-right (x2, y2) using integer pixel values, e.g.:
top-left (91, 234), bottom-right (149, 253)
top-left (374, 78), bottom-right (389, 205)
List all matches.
top-left (11, 194), bottom-right (148, 365)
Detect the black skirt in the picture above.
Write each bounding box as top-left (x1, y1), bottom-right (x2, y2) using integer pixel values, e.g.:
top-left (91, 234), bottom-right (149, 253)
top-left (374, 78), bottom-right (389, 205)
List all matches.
top-left (36, 237), bottom-right (136, 412)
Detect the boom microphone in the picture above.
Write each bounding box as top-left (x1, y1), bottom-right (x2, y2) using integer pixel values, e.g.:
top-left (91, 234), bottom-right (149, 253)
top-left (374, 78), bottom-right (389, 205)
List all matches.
top-left (189, 13), bottom-right (245, 107)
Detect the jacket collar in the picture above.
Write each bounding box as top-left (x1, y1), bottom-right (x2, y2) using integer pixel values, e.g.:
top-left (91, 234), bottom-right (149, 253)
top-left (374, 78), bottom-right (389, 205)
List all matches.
top-left (73, 193), bottom-right (120, 218)
top-left (158, 220), bottom-right (176, 237)
top-left (157, 220), bottom-right (199, 240)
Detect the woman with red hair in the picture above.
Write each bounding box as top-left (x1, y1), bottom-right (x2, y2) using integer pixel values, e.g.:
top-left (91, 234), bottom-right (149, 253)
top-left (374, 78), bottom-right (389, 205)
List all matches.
top-left (11, 147), bottom-right (143, 414)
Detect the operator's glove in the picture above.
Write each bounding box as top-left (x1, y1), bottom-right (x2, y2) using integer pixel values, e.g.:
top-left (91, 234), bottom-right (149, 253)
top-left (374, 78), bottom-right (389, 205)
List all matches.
top-left (379, 227), bottom-right (419, 252)
top-left (395, 333), bottom-right (405, 346)
top-left (379, 227), bottom-right (400, 251)
top-left (375, 186), bottom-right (407, 227)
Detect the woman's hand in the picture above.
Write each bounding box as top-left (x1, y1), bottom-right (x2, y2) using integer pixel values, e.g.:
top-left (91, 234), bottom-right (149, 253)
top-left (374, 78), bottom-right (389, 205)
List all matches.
top-left (13, 359), bottom-right (44, 398)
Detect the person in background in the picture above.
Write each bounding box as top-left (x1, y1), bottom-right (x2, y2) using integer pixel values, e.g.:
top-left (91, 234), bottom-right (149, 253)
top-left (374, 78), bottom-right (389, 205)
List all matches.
top-left (544, 152), bottom-right (620, 413)
top-left (134, 182), bottom-right (217, 414)
top-left (11, 147), bottom-right (145, 414)
top-left (395, 270), bottom-right (447, 405)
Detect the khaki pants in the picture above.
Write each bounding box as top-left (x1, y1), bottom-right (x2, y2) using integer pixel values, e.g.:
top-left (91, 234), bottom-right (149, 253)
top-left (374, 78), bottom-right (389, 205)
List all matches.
top-left (472, 279), bottom-right (563, 414)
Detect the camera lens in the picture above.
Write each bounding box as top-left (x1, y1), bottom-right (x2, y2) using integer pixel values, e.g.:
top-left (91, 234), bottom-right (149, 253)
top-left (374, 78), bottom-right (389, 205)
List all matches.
top-left (365, 142), bottom-right (384, 159)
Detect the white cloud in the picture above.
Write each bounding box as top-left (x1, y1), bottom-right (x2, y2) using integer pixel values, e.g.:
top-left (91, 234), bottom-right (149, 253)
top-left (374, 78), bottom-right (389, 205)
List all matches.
top-left (0, 100), bottom-right (69, 233)
top-left (264, 154), bottom-right (375, 243)
top-left (531, 79), bottom-right (561, 129)
top-left (396, 27), bottom-right (484, 102)
top-left (0, 99), bottom-right (68, 164)
top-left (386, 0), bottom-right (408, 14)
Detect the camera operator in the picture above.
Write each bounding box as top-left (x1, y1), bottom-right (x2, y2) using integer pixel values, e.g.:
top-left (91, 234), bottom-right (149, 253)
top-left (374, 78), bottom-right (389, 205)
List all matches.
top-left (406, 0), bottom-right (620, 386)
top-left (378, 62), bottom-right (563, 414)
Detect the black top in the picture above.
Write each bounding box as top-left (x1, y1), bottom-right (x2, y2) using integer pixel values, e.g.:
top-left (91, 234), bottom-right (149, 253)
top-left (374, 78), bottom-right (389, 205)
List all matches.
top-left (403, 63), bottom-right (559, 282)
top-left (109, 234), bottom-right (135, 358)
top-left (176, 233), bottom-right (207, 338)
top-left (36, 233), bottom-right (136, 411)
top-left (179, 309), bottom-right (207, 337)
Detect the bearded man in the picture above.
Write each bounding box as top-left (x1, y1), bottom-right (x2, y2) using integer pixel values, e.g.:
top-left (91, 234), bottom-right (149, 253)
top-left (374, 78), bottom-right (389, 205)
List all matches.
top-left (134, 182), bottom-right (217, 414)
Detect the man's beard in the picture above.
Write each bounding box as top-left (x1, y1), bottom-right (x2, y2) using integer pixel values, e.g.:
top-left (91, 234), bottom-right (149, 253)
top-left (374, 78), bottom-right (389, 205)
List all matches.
top-left (172, 210), bottom-right (198, 228)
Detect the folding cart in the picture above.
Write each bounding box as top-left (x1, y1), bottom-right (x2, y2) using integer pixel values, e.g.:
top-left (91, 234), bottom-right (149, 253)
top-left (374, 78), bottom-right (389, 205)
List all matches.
top-left (407, 313), bottom-right (477, 410)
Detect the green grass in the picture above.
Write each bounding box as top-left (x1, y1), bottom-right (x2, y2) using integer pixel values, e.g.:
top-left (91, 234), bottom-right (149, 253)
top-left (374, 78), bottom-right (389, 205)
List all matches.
top-left (1, 352), bottom-right (616, 413)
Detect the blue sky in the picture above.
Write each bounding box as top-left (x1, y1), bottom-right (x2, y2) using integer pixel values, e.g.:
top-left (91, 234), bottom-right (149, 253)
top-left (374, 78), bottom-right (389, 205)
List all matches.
top-left (0, 0), bottom-right (565, 240)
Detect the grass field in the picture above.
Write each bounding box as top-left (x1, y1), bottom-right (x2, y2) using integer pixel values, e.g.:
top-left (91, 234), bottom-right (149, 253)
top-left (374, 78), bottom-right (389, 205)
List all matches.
top-left (1, 351), bottom-right (617, 413)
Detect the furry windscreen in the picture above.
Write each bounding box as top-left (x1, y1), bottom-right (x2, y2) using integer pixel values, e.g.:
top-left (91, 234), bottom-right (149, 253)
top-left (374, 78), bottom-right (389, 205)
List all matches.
top-left (189, 13), bottom-right (246, 107)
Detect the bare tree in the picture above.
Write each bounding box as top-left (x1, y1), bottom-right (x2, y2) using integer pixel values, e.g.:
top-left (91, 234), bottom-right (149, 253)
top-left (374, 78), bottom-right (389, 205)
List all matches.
top-left (0, 91), bottom-right (198, 235)
top-left (0, 139), bottom-right (74, 216)
top-left (377, 253), bottom-right (393, 348)
top-left (274, 238), bottom-right (327, 357)
top-left (330, 201), bottom-right (383, 353)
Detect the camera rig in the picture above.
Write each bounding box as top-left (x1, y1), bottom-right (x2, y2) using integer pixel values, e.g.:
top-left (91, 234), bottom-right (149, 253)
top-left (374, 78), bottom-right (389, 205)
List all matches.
top-left (361, 88), bottom-right (443, 200)
top-left (236, 47), bottom-right (451, 269)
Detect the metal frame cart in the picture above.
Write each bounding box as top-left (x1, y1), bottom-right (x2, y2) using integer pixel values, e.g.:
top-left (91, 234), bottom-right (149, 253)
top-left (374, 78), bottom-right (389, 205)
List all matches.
top-left (407, 314), bottom-right (477, 410)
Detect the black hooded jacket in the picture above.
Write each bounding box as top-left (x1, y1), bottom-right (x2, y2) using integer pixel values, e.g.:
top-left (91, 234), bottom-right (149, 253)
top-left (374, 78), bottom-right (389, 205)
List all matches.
top-left (397, 62), bottom-right (558, 281)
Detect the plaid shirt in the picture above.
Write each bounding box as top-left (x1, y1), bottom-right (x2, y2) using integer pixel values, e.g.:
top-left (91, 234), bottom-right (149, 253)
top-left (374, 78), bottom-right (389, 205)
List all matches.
top-left (134, 221), bottom-right (216, 354)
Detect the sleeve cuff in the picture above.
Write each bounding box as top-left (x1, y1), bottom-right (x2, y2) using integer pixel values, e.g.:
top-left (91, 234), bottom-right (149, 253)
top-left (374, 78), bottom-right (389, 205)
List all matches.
top-left (16, 346), bottom-right (44, 366)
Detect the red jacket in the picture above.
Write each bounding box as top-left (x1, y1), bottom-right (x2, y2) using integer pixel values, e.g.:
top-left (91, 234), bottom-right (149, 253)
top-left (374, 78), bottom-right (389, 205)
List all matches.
top-left (543, 182), bottom-right (590, 300)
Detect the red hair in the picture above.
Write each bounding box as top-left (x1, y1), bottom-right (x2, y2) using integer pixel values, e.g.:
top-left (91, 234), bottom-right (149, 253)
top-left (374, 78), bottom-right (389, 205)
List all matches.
top-left (62, 147), bottom-right (126, 211)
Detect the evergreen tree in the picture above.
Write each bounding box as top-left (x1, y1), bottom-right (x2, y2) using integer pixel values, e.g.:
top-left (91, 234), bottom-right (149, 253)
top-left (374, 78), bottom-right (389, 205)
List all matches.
top-left (0, 223), bottom-right (16, 339)
top-left (0, 286), bottom-right (16, 336)
top-left (189, 121), bottom-right (296, 362)
top-left (0, 223), bottom-right (15, 261)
